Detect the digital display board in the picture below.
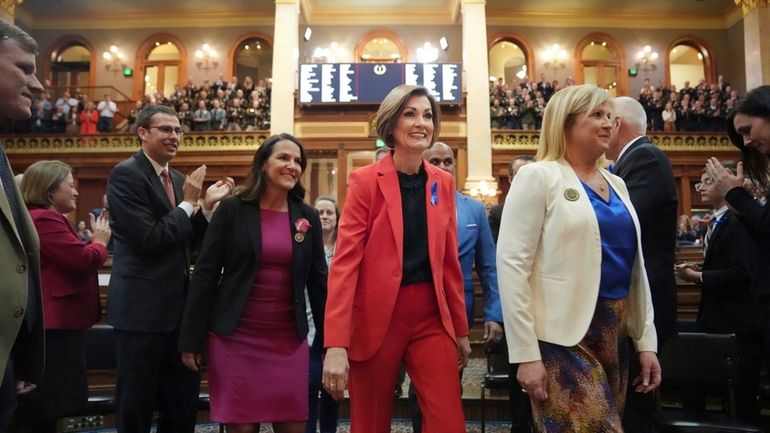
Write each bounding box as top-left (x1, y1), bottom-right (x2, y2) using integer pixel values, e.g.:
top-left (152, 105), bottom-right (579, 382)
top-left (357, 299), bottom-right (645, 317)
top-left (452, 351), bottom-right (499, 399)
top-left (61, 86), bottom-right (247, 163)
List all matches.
top-left (299, 63), bottom-right (462, 105)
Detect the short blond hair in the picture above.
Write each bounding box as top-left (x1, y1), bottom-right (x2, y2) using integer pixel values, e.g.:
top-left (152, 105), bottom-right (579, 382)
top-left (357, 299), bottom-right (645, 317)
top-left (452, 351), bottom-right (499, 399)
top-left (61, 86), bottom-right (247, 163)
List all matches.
top-left (375, 85), bottom-right (441, 149)
top-left (537, 84), bottom-right (612, 166)
top-left (21, 160), bottom-right (72, 207)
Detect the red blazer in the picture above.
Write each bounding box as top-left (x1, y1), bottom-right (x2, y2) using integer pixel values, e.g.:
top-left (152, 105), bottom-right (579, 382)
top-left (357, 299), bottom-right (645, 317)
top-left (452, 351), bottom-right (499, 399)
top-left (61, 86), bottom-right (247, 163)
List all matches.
top-left (80, 110), bottom-right (98, 135)
top-left (28, 207), bottom-right (107, 330)
top-left (324, 154), bottom-right (468, 361)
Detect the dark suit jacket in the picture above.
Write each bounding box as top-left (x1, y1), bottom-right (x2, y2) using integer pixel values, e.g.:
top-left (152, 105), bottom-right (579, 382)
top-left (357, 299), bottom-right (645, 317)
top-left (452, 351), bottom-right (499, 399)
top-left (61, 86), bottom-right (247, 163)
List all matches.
top-left (28, 207), bottom-right (106, 330)
top-left (725, 187), bottom-right (770, 296)
top-left (698, 211), bottom-right (759, 335)
top-left (106, 151), bottom-right (207, 332)
top-left (0, 149), bottom-right (43, 384)
top-left (179, 196), bottom-right (327, 354)
top-left (614, 136), bottom-right (678, 344)
top-left (488, 203), bottom-right (503, 244)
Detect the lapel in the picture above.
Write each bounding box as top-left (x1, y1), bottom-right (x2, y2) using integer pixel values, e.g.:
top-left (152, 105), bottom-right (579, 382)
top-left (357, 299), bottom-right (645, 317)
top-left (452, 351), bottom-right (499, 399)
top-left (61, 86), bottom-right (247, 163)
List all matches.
top-left (376, 154), bottom-right (404, 266)
top-left (423, 161), bottom-right (443, 272)
top-left (0, 179), bottom-right (21, 246)
top-left (455, 191), bottom-right (469, 247)
top-left (134, 151), bottom-right (175, 210)
top-left (243, 199), bottom-right (263, 263)
top-left (288, 197), bottom-right (307, 298)
top-left (704, 211), bottom-right (730, 263)
top-left (615, 136), bottom-right (649, 171)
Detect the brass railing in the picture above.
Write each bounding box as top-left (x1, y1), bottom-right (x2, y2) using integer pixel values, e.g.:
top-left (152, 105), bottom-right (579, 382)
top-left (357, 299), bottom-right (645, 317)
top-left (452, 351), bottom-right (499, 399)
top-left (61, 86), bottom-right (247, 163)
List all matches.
top-left (1, 131), bottom-right (270, 154)
top-left (1, 130), bottom-right (736, 153)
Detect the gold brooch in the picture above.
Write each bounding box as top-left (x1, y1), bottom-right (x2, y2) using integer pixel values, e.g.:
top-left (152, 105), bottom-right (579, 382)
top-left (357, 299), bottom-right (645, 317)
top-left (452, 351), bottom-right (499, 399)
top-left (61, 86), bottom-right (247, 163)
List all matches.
top-left (564, 188), bottom-right (580, 201)
top-left (294, 233), bottom-right (305, 243)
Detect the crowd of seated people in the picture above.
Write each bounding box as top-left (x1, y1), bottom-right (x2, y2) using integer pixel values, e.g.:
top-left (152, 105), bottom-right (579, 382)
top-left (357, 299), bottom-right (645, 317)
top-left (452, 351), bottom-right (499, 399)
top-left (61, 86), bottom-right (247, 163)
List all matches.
top-left (639, 75), bottom-right (741, 132)
top-left (1, 75), bottom-right (272, 134)
top-left (490, 74), bottom-right (741, 133)
top-left (126, 75), bottom-right (272, 133)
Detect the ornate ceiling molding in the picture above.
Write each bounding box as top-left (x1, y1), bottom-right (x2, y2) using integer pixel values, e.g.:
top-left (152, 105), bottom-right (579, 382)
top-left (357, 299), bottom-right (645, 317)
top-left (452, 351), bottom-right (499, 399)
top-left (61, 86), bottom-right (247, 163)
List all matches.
top-left (0, 0), bottom-right (23, 17)
top-left (735, 0), bottom-right (769, 15)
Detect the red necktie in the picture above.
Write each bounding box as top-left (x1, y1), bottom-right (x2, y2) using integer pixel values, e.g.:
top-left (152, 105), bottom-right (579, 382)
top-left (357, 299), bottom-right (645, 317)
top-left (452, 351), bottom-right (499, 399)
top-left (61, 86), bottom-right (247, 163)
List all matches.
top-left (160, 168), bottom-right (176, 206)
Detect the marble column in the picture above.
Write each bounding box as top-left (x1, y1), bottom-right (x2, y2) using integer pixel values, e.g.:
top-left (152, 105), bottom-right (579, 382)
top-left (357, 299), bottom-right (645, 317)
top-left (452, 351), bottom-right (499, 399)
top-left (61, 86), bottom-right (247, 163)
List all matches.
top-left (269, 0), bottom-right (300, 135)
top-left (460, 0), bottom-right (497, 199)
top-left (737, 0), bottom-right (770, 89)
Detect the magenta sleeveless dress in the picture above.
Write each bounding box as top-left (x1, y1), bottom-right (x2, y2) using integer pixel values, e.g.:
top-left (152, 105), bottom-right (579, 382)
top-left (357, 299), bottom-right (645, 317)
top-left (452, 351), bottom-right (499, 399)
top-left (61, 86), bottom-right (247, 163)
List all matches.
top-left (206, 209), bottom-right (308, 423)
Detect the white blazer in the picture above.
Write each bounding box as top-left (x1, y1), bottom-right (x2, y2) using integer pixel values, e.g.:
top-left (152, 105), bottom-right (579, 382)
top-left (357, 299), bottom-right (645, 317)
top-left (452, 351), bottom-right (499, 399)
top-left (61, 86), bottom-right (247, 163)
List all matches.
top-left (496, 160), bottom-right (657, 363)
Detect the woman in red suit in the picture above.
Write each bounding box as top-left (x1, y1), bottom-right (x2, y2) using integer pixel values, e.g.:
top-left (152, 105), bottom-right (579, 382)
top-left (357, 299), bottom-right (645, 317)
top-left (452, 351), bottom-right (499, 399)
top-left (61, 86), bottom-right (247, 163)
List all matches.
top-left (322, 85), bottom-right (471, 433)
top-left (16, 160), bottom-right (110, 433)
top-left (79, 102), bottom-right (98, 135)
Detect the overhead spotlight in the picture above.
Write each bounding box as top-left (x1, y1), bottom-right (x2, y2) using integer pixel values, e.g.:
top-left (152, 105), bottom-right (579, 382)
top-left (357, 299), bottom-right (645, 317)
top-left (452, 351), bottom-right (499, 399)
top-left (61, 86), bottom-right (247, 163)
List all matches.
top-left (439, 36), bottom-right (448, 51)
top-left (304, 27), bottom-right (312, 42)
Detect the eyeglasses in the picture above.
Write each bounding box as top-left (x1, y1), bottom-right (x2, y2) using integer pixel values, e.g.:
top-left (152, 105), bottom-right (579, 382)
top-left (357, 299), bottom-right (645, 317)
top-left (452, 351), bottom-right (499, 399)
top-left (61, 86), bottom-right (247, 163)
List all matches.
top-left (695, 178), bottom-right (714, 191)
top-left (148, 126), bottom-right (184, 135)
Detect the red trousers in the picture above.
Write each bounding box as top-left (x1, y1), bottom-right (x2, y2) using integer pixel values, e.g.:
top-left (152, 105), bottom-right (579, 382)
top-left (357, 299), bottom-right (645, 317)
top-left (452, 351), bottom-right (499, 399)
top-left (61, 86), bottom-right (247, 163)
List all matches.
top-left (348, 282), bottom-right (466, 433)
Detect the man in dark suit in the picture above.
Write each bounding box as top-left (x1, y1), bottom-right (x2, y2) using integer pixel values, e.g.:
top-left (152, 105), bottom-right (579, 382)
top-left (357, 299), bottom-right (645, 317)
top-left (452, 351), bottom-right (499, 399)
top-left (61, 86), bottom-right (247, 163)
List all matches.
top-left (675, 163), bottom-right (762, 420)
top-left (488, 154), bottom-right (534, 433)
top-left (488, 155), bottom-right (534, 243)
top-left (608, 97), bottom-right (678, 433)
top-left (0, 21), bottom-right (45, 432)
top-left (107, 105), bottom-right (233, 433)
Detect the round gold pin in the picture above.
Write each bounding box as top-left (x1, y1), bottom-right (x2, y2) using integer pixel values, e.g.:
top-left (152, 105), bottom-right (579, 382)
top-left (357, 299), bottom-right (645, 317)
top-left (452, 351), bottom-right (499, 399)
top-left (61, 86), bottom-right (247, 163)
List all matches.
top-left (294, 233), bottom-right (305, 243)
top-left (564, 188), bottom-right (580, 201)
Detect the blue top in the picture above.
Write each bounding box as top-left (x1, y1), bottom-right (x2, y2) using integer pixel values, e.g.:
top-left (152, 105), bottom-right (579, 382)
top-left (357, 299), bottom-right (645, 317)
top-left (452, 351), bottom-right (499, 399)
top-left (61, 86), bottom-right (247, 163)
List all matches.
top-left (455, 191), bottom-right (503, 326)
top-left (581, 182), bottom-right (637, 300)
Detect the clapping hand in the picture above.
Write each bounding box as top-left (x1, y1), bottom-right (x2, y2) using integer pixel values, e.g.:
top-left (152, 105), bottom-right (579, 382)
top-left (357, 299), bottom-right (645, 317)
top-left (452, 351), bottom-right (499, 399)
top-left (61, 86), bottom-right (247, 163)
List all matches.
top-left (203, 177), bottom-right (235, 211)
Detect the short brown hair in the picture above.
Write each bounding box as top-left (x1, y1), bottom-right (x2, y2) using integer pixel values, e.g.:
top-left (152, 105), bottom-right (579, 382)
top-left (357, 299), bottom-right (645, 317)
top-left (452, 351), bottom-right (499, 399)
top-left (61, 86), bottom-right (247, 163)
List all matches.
top-left (375, 85), bottom-right (440, 149)
top-left (21, 160), bottom-right (72, 207)
top-left (0, 21), bottom-right (38, 55)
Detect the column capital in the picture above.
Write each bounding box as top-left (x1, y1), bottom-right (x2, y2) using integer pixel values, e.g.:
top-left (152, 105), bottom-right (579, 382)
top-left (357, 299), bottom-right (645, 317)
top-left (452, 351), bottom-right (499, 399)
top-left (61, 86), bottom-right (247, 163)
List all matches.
top-left (0, 0), bottom-right (22, 17)
top-left (461, 0), bottom-right (486, 5)
top-left (275, 0), bottom-right (299, 4)
top-left (735, 0), bottom-right (768, 15)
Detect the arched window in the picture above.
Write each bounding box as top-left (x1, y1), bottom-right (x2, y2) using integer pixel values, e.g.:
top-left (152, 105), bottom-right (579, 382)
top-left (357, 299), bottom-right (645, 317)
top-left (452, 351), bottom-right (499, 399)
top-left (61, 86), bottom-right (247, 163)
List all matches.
top-left (355, 30), bottom-right (408, 63)
top-left (575, 33), bottom-right (627, 96)
top-left (665, 36), bottom-right (715, 90)
top-left (45, 35), bottom-right (95, 98)
top-left (488, 33), bottom-right (534, 86)
top-left (230, 34), bottom-right (273, 84)
top-left (134, 34), bottom-right (187, 100)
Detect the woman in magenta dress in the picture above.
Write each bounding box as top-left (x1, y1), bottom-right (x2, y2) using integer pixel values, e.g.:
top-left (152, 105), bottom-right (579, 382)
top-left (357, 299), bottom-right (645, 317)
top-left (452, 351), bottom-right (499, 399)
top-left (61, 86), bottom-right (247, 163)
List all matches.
top-left (180, 133), bottom-right (327, 433)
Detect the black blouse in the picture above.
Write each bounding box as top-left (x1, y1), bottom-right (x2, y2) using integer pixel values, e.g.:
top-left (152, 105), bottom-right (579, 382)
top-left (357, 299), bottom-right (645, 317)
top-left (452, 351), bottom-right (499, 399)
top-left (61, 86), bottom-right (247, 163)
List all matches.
top-left (398, 166), bottom-right (432, 286)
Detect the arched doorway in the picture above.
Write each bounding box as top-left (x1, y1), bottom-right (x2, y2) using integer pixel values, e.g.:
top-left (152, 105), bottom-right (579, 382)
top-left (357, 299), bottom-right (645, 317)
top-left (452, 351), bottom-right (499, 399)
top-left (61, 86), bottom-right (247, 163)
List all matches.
top-left (229, 35), bottom-right (273, 85)
top-left (354, 29), bottom-right (408, 63)
top-left (575, 33), bottom-right (627, 96)
top-left (46, 35), bottom-right (95, 98)
top-left (665, 36), bottom-right (715, 90)
top-left (488, 33), bottom-right (534, 86)
top-left (134, 34), bottom-right (187, 100)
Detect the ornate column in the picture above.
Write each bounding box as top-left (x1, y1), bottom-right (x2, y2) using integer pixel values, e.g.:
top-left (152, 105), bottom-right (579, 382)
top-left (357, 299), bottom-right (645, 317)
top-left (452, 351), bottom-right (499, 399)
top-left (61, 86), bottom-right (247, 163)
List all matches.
top-left (460, 0), bottom-right (497, 200)
top-left (269, 0), bottom-right (300, 135)
top-left (736, 0), bottom-right (770, 89)
top-left (0, 0), bottom-right (23, 23)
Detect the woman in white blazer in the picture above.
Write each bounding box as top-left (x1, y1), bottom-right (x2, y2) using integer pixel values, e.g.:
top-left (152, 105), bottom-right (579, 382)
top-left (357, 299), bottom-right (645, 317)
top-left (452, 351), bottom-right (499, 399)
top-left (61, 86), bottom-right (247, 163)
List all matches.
top-left (496, 84), bottom-right (660, 432)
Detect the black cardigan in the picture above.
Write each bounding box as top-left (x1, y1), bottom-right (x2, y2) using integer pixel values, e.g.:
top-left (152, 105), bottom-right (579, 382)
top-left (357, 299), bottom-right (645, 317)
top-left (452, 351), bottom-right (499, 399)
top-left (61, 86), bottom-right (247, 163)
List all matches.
top-left (179, 195), bottom-right (327, 353)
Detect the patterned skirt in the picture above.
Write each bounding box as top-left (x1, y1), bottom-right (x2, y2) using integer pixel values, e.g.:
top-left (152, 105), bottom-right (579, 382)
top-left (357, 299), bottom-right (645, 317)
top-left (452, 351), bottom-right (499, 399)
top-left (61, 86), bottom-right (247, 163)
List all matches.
top-left (532, 297), bottom-right (629, 433)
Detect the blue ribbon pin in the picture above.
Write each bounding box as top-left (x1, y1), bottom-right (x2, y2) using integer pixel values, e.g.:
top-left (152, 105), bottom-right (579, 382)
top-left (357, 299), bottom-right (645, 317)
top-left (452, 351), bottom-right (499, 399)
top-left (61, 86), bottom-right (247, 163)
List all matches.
top-left (430, 182), bottom-right (439, 206)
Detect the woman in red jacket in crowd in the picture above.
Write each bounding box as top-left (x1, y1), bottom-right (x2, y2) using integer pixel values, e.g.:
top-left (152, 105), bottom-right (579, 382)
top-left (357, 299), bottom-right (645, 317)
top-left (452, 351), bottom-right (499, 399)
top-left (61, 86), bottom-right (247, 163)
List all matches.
top-left (79, 102), bottom-right (99, 135)
top-left (15, 160), bottom-right (111, 433)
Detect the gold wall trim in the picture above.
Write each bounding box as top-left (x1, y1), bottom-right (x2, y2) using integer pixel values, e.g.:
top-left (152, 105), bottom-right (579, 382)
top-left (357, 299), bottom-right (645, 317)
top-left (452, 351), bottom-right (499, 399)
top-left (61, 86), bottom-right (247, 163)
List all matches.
top-left (490, 131), bottom-right (737, 152)
top-left (440, 121), bottom-right (467, 138)
top-left (296, 122), bottom-right (369, 138)
top-left (2, 131), bottom-right (735, 154)
top-left (735, 0), bottom-right (769, 15)
top-left (301, 9), bottom-right (453, 25)
top-left (0, 0), bottom-right (22, 17)
top-left (16, 10), bottom-right (274, 29)
top-left (486, 10), bottom-right (732, 30)
top-left (2, 132), bottom-right (268, 154)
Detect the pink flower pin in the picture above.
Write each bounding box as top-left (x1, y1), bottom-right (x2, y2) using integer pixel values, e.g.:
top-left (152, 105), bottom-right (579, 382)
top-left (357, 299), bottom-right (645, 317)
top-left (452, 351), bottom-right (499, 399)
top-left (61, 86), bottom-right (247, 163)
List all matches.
top-left (294, 217), bottom-right (311, 243)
